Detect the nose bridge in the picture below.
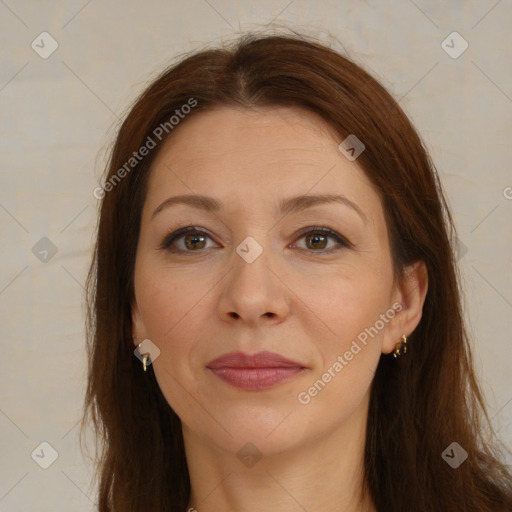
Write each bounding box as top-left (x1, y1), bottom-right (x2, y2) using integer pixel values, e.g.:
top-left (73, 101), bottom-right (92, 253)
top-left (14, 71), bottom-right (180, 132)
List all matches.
top-left (229, 203), bottom-right (275, 268)
top-left (232, 230), bottom-right (274, 292)
top-left (220, 227), bottom-right (288, 322)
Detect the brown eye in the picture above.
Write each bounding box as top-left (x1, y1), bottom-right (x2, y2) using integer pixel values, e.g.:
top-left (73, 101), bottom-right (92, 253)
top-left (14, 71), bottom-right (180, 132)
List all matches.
top-left (183, 232), bottom-right (207, 250)
top-left (159, 227), bottom-right (217, 252)
top-left (293, 227), bottom-right (350, 253)
top-left (305, 232), bottom-right (329, 250)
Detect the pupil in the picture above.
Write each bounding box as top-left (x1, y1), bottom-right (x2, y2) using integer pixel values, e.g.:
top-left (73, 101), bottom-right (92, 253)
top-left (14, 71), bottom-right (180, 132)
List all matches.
top-left (308, 234), bottom-right (326, 249)
top-left (186, 234), bottom-right (205, 250)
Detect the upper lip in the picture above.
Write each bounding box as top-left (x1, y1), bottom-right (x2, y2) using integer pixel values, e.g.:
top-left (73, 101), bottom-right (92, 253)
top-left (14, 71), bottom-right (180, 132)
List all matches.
top-left (206, 350), bottom-right (304, 369)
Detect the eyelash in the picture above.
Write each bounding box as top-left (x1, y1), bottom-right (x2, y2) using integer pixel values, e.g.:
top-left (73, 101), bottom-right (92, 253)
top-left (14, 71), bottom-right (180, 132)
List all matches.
top-left (158, 225), bottom-right (351, 254)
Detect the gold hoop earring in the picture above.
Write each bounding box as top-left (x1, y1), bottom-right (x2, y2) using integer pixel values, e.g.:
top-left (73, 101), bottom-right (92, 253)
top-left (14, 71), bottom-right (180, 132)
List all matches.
top-left (133, 336), bottom-right (150, 372)
top-left (392, 334), bottom-right (407, 358)
top-left (141, 351), bottom-right (149, 372)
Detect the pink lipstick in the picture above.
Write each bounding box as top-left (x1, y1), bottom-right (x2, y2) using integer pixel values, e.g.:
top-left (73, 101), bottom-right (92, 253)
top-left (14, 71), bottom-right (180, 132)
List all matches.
top-left (206, 351), bottom-right (305, 391)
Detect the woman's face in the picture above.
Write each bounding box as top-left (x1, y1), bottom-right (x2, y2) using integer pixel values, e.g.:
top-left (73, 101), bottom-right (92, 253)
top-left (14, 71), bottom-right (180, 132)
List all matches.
top-left (132, 105), bottom-right (423, 459)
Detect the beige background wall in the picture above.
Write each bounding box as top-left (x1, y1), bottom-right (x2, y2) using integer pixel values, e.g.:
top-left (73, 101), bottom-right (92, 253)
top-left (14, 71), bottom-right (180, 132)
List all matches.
top-left (1, 1), bottom-right (511, 509)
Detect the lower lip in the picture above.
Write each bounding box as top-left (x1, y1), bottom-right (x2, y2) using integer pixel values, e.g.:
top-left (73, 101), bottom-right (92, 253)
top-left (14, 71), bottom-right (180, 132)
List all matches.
top-left (208, 367), bottom-right (304, 390)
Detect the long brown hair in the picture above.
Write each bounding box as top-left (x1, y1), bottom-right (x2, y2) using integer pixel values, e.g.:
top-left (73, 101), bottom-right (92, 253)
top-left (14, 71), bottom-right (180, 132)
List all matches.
top-left (82, 29), bottom-right (512, 511)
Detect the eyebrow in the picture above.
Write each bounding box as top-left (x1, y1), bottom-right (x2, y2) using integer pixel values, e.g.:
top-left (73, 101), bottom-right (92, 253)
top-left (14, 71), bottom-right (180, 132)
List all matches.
top-left (151, 193), bottom-right (368, 224)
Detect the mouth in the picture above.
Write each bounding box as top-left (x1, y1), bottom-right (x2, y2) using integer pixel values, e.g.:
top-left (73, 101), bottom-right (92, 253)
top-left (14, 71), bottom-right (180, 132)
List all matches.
top-left (206, 351), bottom-right (306, 391)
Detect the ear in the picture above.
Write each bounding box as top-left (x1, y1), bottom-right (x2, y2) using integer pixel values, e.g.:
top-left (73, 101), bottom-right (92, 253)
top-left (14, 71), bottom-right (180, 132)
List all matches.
top-left (131, 297), bottom-right (148, 348)
top-left (382, 260), bottom-right (429, 354)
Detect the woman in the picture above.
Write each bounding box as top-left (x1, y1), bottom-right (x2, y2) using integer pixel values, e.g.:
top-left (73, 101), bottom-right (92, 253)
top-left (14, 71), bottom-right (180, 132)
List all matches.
top-left (82, 30), bottom-right (512, 512)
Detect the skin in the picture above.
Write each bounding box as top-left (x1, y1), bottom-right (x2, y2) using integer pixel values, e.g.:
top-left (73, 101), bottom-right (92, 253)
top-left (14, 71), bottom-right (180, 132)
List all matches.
top-left (131, 105), bottom-right (428, 512)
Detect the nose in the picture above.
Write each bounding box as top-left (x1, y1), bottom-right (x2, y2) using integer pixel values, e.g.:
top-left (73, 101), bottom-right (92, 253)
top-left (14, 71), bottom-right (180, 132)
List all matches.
top-left (217, 239), bottom-right (291, 327)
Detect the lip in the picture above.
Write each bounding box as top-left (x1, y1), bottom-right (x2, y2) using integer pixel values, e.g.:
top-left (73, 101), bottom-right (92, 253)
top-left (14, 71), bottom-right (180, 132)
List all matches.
top-left (207, 350), bottom-right (303, 369)
top-left (206, 351), bottom-right (306, 391)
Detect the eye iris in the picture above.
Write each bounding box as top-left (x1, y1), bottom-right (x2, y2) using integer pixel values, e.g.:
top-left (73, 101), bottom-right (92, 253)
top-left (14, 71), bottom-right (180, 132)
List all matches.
top-left (306, 233), bottom-right (328, 250)
top-left (185, 232), bottom-right (206, 250)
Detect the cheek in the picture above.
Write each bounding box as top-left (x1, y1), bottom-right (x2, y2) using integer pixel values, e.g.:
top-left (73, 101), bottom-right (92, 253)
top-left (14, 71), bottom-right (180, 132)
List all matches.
top-left (135, 264), bottom-right (221, 410)
top-left (293, 265), bottom-right (392, 344)
top-left (135, 270), bottom-right (206, 415)
top-left (135, 260), bottom-right (209, 340)
top-left (291, 267), bottom-right (392, 408)
top-left (293, 277), bottom-right (387, 415)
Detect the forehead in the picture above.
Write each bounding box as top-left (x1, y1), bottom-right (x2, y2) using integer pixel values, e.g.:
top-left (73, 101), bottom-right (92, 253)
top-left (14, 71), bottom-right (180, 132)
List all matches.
top-left (152, 105), bottom-right (342, 168)
top-left (145, 106), bottom-right (381, 219)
